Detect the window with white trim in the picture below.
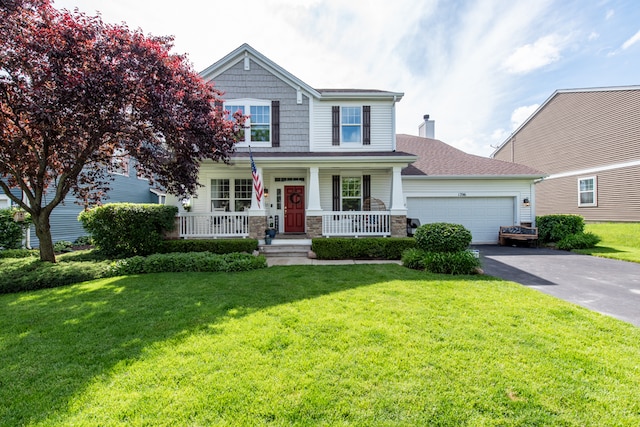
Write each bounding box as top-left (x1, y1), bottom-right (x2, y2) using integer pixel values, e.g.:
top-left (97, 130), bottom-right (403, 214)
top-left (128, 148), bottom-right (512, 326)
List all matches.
top-left (341, 107), bottom-right (361, 143)
top-left (224, 99), bottom-right (271, 146)
top-left (211, 179), bottom-right (253, 211)
top-left (234, 179), bottom-right (252, 211)
top-left (578, 176), bottom-right (597, 207)
top-left (341, 177), bottom-right (362, 211)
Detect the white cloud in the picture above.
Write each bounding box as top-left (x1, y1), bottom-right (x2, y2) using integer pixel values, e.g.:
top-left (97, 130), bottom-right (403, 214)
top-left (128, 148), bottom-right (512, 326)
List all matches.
top-left (622, 29), bottom-right (640, 50)
top-left (606, 9), bottom-right (615, 20)
top-left (588, 32), bottom-right (600, 41)
top-left (511, 104), bottom-right (540, 130)
top-left (503, 35), bottom-right (563, 74)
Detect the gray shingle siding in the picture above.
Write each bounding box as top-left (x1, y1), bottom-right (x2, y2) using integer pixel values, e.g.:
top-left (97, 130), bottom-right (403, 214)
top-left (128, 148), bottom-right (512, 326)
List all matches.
top-left (212, 61), bottom-right (310, 152)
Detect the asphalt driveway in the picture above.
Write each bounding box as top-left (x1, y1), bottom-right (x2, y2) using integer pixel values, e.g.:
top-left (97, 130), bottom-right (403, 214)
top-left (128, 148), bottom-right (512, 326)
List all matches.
top-left (475, 245), bottom-right (640, 327)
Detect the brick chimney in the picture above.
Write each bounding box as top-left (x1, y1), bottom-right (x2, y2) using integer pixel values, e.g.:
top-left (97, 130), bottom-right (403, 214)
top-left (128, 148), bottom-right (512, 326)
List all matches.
top-left (418, 114), bottom-right (435, 139)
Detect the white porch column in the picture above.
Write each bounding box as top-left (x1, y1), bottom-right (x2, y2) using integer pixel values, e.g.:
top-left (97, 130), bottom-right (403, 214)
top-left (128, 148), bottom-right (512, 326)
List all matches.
top-left (390, 166), bottom-right (407, 214)
top-left (307, 167), bottom-right (322, 212)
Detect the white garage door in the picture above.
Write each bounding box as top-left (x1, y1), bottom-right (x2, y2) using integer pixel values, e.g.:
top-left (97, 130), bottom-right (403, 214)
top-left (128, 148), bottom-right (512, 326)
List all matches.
top-left (406, 197), bottom-right (514, 244)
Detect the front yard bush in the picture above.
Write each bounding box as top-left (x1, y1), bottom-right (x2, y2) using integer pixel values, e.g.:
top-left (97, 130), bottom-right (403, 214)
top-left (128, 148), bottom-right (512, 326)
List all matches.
top-left (107, 252), bottom-right (266, 275)
top-left (159, 239), bottom-right (258, 254)
top-left (0, 253), bottom-right (111, 294)
top-left (401, 248), bottom-right (426, 270)
top-left (556, 232), bottom-right (601, 250)
top-left (79, 203), bottom-right (178, 257)
top-left (414, 222), bottom-right (472, 253)
top-left (402, 248), bottom-right (481, 275)
top-left (537, 214), bottom-right (585, 243)
top-left (0, 248), bottom-right (38, 259)
top-left (312, 237), bottom-right (415, 260)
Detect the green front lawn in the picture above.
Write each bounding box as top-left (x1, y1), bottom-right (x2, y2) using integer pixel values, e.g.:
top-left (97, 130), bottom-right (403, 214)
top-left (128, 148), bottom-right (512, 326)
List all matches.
top-left (2, 265), bottom-right (639, 426)
top-left (575, 223), bottom-right (640, 263)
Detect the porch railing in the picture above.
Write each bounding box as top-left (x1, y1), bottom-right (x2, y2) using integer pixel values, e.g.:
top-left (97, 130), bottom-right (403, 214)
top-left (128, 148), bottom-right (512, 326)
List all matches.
top-left (178, 212), bottom-right (249, 238)
top-left (322, 211), bottom-right (391, 237)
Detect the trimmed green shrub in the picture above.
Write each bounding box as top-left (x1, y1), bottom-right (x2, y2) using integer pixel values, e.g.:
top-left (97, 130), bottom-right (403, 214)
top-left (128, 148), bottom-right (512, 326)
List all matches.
top-left (73, 236), bottom-right (93, 246)
top-left (414, 222), bottom-right (472, 253)
top-left (159, 239), bottom-right (258, 254)
top-left (401, 248), bottom-right (426, 270)
top-left (53, 240), bottom-right (74, 253)
top-left (423, 251), bottom-right (481, 275)
top-left (106, 252), bottom-right (266, 276)
top-left (557, 232), bottom-right (601, 251)
top-left (537, 214), bottom-right (585, 243)
top-left (79, 203), bottom-right (178, 257)
top-left (0, 256), bottom-right (112, 294)
top-left (0, 249), bottom-right (38, 259)
top-left (311, 238), bottom-right (416, 260)
top-left (0, 208), bottom-right (31, 250)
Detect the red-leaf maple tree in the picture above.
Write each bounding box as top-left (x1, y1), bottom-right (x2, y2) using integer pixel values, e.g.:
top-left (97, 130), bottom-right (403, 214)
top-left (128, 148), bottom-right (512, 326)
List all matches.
top-left (0, 0), bottom-right (244, 262)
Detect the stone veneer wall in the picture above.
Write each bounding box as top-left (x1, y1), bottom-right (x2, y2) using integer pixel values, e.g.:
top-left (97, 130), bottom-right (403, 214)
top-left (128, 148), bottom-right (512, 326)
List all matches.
top-left (249, 216), bottom-right (267, 240)
top-left (390, 215), bottom-right (407, 238)
top-left (306, 216), bottom-right (322, 238)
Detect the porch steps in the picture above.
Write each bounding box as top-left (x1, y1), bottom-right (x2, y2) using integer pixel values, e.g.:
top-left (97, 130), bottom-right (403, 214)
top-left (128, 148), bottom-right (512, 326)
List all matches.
top-left (259, 238), bottom-right (312, 258)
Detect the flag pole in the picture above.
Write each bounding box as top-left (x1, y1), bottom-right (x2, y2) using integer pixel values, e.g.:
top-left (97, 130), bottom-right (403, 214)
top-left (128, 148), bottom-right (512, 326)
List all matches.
top-left (249, 145), bottom-right (263, 209)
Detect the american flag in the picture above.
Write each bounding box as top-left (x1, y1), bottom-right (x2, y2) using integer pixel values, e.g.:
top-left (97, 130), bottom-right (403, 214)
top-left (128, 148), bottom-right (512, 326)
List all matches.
top-left (249, 148), bottom-right (263, 208)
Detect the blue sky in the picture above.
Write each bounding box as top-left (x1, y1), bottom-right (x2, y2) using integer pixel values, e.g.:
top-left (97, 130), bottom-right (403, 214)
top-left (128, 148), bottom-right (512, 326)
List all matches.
top-left (54, 0), bottom-right (640, 156)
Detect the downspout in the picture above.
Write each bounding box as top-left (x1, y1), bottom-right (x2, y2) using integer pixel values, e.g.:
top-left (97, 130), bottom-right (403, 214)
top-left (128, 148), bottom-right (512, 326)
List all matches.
top-left (392, 95), bottom-right (397, 151)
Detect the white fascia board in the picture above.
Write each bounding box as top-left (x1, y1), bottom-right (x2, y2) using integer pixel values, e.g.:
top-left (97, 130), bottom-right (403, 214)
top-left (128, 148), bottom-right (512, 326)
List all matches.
top-left (318, 92), bottom-right (404, 102)
top-left (402, 174), bottom-right (546, 180)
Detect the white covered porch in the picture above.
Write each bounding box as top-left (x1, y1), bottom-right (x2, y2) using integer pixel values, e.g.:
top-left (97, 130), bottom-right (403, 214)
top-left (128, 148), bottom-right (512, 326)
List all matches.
top-left (171, 151), bottom-right (415, 239)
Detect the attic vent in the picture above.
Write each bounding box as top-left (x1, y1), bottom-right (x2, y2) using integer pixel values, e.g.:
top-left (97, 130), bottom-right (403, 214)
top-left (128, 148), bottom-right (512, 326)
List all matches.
top-left (244, 53), bottom-right (250, 71)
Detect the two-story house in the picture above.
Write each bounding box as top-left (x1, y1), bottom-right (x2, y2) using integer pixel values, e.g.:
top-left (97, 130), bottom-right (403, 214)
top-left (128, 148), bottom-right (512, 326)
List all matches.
top-left (170, 44), bottom-right (544, 244)
top-left (492, 86), bottom-right (640, 222)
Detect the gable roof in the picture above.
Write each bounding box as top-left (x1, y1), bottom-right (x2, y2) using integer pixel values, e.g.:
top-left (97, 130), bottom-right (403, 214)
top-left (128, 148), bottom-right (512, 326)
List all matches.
top-left (396, 134), bottom-right (545, 178)
top-left (200, 43), bottom-right (320, 98)
top-left (491, 85), bottom-right (640, 158)
top-left (199, 44), bottom-right (403, 102)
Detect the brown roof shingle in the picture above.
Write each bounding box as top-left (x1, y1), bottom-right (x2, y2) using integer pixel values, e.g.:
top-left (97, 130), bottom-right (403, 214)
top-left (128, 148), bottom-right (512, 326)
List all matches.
top-left (396, 134), bottom-right (545, 177)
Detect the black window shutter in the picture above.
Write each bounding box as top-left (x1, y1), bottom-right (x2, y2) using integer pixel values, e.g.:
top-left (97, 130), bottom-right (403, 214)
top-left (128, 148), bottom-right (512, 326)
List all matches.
top-left (332, 106), bottom-right (340, 146)
top-left (214, 100), bottom-right (223, 112)
top-left (271, 100), bottom-right (280, 147)
top-left (363, 175), bottom-right (371, 210)
top-left (363, 105), bottom-right (371, 145)
top-left (332, 175), bottom-right (340, 212)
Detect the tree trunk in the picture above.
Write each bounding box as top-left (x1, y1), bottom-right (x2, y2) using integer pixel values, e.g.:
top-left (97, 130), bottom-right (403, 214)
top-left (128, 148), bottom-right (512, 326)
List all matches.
top-left (33, 213), bottom-right (57, 263)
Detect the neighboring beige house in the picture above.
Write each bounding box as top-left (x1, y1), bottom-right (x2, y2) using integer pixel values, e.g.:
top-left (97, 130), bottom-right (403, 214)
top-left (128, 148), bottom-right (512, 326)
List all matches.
top-left (492, 86), bottom-right (640, 222)
top-left (166, 44), bottom-right (544, 244)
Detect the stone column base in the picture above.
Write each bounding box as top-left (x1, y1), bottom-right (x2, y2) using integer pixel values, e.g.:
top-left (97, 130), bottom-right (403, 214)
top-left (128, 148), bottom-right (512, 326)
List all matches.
top-left (390, 215), bottom-right (407, 238)
top-left (306, 216), bottom-right (322, 238)
top-left (249, 216), bottom-right (267, 240)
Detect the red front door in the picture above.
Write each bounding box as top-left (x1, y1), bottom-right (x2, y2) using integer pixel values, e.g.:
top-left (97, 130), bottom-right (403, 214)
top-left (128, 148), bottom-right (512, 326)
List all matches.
top-left (284, 185), bottom-right (305, 233)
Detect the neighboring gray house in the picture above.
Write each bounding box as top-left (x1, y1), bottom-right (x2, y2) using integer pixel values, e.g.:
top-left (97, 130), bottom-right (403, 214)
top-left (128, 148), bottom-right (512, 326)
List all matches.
top-left (492, 86), bottom-right (640, 222)
top-left (167, 44), bottom-right (544, 244)
top-left (1, 158), bottom-right (162, 247)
